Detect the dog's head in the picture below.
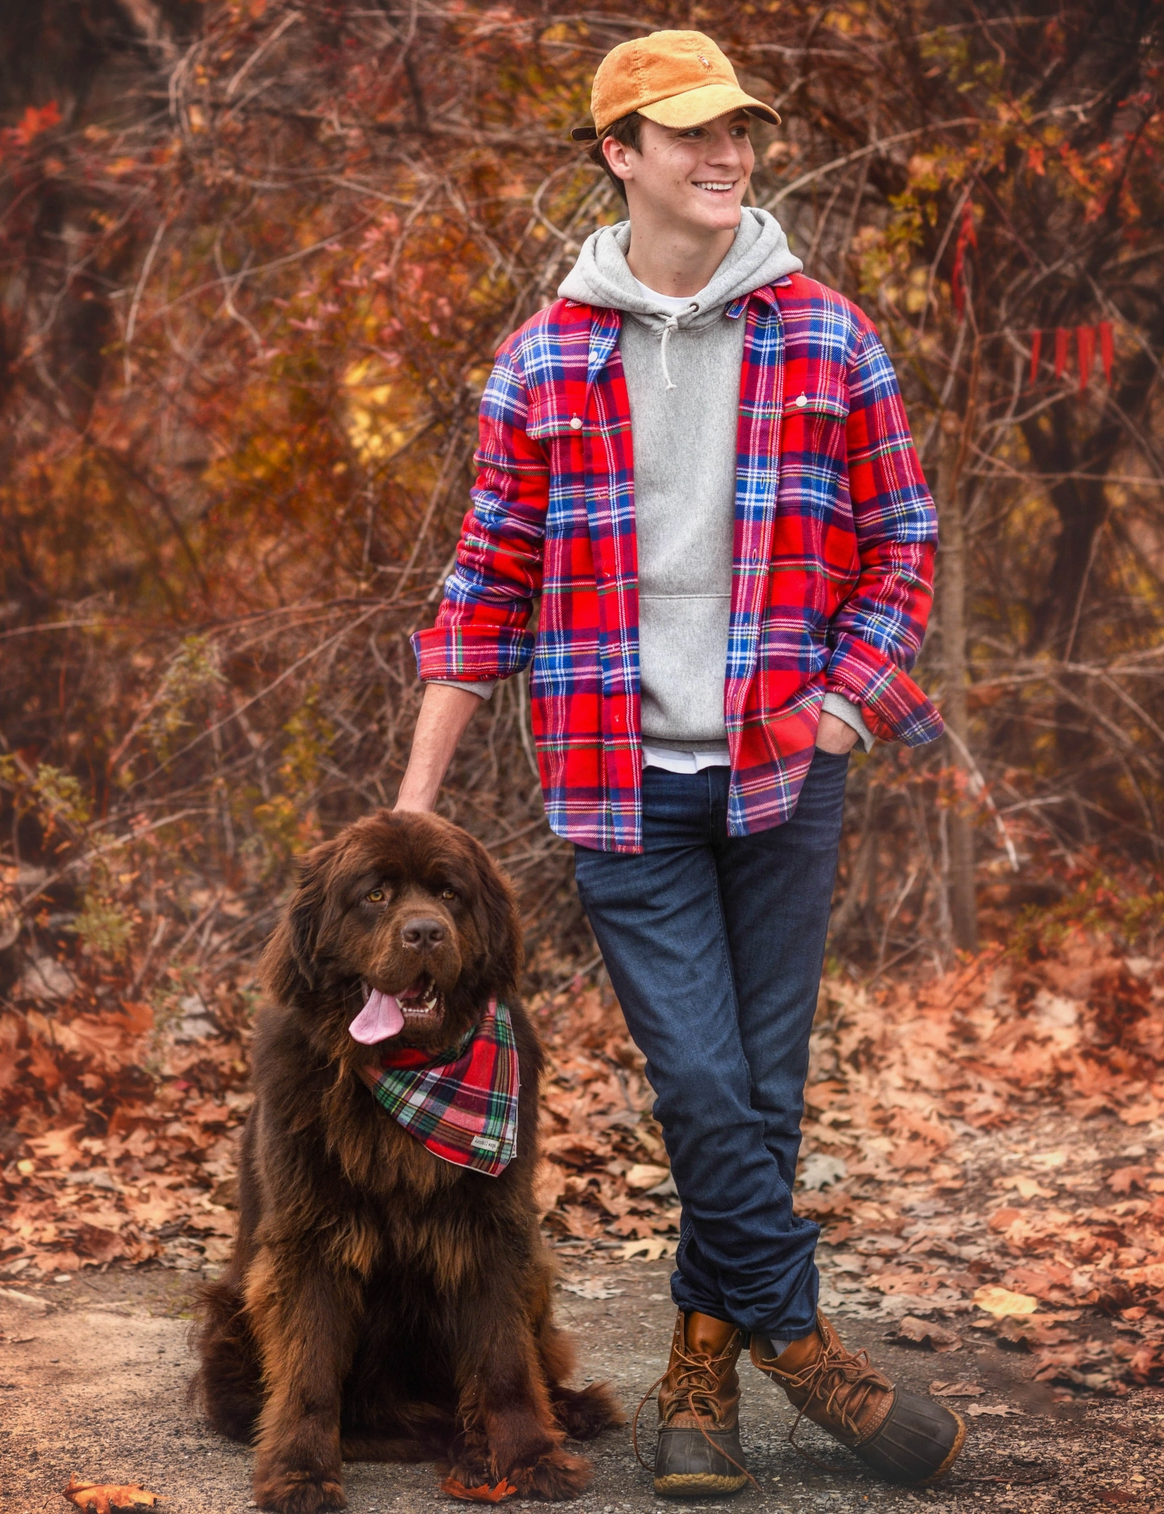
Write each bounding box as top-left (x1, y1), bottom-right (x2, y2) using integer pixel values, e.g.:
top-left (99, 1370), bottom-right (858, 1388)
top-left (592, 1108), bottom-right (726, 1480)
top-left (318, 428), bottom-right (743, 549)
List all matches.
top-left (260, 809), bottom-right (522, 1058)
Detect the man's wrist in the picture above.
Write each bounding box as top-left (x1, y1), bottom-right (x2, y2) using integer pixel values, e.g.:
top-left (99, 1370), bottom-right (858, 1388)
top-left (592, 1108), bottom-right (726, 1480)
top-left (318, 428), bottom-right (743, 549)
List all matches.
top-left (394, 784), bottom-right (439, 813)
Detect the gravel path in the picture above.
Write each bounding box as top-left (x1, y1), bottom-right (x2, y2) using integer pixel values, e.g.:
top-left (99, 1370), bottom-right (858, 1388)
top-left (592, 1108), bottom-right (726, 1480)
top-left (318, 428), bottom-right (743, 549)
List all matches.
top-left (2, 1257), bottom-right (1162, 1514)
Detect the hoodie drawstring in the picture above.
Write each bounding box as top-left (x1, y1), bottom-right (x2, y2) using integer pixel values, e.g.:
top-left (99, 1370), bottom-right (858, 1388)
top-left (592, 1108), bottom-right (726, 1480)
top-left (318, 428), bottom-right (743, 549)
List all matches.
top-left (659, 315), bottom-right (679, 392)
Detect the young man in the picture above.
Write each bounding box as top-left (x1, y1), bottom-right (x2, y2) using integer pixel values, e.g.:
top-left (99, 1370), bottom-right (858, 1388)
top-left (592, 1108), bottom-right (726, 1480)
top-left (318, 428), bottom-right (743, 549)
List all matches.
top-left (397, 30), bottom-right (963, 1499)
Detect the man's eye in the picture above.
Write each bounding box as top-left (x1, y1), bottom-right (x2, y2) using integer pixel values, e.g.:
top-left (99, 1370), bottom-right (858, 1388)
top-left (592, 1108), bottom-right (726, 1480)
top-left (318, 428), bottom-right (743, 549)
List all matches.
top-left (440, 888), bottom-right (457, 901)
top-left (366, 888), bottom-right (386, 903)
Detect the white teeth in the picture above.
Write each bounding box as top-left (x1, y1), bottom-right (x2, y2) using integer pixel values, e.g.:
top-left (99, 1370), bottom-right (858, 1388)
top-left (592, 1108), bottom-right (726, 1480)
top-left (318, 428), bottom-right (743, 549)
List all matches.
top-left (401, 984), bottom-right (441, 1018)
top-left (695, 182), bottom-right (734, 190)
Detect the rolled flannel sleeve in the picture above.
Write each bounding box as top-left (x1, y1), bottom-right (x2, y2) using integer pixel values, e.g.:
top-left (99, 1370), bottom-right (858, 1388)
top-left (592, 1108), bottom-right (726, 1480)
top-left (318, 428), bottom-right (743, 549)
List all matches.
top-left (826, 326), bottom-right (944, 746)
top-left (412, 347), bottom-right (548, 684)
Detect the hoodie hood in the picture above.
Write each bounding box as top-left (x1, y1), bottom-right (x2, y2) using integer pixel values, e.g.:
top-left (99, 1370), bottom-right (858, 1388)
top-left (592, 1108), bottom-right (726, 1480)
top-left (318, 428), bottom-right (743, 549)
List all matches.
top-left (558, 206), bottom-right (802, 333)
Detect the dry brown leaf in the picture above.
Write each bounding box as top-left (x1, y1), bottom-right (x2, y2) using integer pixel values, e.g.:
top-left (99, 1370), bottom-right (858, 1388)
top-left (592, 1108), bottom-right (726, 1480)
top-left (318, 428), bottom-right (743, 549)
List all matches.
top-left (608, 1213), bottom-right (658, 1238)
top-left (74, 1224), bottom-right (129, 1263)
top-left (616, 1237), bottom-right (676, 1261)
top-left (551, 1204), bottom-right (605, 1242)
top-left (996, 1316), bottom-right (1079, 1349)
top-left (1010, 1177), bottom-right (1057, 1200)
top-left (928, 1380), bottom-right (985, 1396)
top-left (623, 1163), bottom-right (669, 1191)
top-left (439, 1475), bottom-right (518, 1502)
top-left (1126, 1341), bottom-right (1164, 1385)
top-left (62, 1476), bottom-right (160, 1512)
top-left (895, 1316), bottom-right (962, 1352)
top-left (973, 1285), bottom-right (1039, 1318)
top-left (1003, 1262), bottom-right (1074, 1300)
top-left (1118, 1100), bottom-right (1161, 1126)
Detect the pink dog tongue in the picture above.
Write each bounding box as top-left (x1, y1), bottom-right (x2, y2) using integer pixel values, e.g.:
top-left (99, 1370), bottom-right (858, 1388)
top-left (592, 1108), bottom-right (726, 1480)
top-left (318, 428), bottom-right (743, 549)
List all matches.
top-left (349, 988), bottom-right (404, 1045)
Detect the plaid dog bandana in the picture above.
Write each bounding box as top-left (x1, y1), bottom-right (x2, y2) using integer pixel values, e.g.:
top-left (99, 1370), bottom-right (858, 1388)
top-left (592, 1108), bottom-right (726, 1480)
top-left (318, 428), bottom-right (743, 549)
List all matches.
top-left (357, 1000), bottom-right (519, 1176)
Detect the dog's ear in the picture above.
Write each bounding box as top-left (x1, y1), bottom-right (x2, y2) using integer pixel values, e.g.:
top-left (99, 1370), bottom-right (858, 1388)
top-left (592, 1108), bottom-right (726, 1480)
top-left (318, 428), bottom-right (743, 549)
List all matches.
top-left (261, 837), bottom-right (343, 1002)
top-left (470, 845), bottom-right (524, 997)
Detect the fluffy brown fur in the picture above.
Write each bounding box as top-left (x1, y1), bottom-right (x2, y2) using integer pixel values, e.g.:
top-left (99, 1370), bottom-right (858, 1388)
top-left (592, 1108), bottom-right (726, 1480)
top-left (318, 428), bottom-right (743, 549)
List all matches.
top-left (194, 809), bottom-right (621, 1513)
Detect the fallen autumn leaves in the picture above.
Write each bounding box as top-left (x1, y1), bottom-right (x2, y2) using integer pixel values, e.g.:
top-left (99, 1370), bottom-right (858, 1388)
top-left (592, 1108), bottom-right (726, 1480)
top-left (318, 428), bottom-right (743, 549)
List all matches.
top-left (62, 1476), bottom-right (160, 1512)
top-left (789, 936), bottom-right (1164, 1396)
top-left (0, 984), bottom-right (250, 1275)
top-left (2, 922), bottom-right (1163, 1403)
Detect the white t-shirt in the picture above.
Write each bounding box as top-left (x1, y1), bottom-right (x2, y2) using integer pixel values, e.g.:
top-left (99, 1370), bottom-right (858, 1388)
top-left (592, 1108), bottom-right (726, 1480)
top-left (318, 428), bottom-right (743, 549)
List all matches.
top-left (630, 276), bottom-right (699, 315)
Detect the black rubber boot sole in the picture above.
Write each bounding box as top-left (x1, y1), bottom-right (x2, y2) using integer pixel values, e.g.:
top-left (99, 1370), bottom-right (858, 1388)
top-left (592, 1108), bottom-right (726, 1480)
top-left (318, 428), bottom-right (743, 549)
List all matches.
top-left (855, 1388), bottom-right (967, 1485)
top-left (654, 1424), bottom-right (749, 1497)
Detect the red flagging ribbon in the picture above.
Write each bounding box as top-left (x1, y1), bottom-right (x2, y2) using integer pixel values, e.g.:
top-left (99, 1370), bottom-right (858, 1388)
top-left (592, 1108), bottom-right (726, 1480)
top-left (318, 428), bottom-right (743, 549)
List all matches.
top-left (1099, 321), bottom-right (1114, 383)
top-left (1077, 325), bottom-right (1096, 393)
top-left (951, 202), bottom-right (977, 319)
top-left (1027, 323), bottom-right (1114, 390)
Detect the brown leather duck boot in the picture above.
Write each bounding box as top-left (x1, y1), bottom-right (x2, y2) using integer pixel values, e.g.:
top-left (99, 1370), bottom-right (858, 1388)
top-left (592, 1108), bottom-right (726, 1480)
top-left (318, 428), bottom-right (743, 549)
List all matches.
top-left (751, 1312), bottom-right (966, 1485)
top-left (652, 1310), bottom-right (750, 1497)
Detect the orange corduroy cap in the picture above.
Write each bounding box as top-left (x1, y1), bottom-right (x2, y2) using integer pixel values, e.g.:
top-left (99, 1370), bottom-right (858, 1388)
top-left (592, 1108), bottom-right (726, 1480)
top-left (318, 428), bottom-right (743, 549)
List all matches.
top-left (571, 31), bottom-right (780, 142)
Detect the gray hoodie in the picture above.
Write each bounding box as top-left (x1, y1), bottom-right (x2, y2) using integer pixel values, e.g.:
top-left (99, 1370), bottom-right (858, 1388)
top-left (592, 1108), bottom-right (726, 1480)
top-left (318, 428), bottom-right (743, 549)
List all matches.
top-left (558, 209), bottom-right (798, 752)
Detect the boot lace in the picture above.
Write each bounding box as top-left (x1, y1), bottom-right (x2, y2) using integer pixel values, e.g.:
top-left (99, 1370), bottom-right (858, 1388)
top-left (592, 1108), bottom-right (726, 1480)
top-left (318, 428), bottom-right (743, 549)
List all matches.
top-left (773, 1334), bottom-right (891, 1470)
top-left (667, 1336), bottom-right (737, 1418)
top-left (631, 1334), bottom-right (760, 1493)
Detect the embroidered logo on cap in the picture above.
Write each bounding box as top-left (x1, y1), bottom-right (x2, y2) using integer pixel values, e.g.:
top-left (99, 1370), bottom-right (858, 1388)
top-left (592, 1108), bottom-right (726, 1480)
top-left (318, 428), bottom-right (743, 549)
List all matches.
top-left (698, 55), bottom-right (712, 69)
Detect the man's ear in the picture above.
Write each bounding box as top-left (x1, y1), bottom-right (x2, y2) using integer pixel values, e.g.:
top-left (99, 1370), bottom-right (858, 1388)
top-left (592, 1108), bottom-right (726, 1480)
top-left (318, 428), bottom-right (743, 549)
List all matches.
top-left (260, 837), bottom-right (342, 1002)
top-left (602, 134), bottom-right (636, 184)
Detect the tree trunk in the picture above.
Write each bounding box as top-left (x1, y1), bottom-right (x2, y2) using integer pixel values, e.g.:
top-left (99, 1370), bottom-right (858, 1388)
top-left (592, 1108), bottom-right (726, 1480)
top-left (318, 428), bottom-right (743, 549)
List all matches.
top-left (938, 436), bottom-right (978, 955)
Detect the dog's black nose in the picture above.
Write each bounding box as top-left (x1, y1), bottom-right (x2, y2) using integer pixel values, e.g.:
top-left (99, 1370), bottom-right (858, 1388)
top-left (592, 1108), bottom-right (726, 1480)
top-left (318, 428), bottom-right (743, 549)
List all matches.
top-left (401, 917), bottom-right (446, 950)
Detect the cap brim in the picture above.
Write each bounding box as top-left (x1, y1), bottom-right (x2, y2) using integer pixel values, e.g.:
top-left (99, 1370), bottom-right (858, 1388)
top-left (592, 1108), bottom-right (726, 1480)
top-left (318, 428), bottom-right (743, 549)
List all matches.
top-left (637, 84), bottom-right (780, 130)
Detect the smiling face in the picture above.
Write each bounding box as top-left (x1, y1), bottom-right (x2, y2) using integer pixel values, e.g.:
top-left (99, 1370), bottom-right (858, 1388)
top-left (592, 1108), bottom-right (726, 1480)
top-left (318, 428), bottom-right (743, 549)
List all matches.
top-left (602, 110), bottom-right (755, 237)
top-left (262, 810), bottom-right (522, 1060)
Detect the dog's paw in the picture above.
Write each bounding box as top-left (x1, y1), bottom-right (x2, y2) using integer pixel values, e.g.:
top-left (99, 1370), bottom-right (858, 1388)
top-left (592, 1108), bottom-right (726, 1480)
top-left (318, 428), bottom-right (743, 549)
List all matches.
top-left (551, 1382), bottom-right (624, 1441)
top-left (444, 1453), bottom-right (492, 1492)
top-left (508, 1448), bottom-right (592, 1501)
top-left (252, 1468), bottom-right (347, 1514)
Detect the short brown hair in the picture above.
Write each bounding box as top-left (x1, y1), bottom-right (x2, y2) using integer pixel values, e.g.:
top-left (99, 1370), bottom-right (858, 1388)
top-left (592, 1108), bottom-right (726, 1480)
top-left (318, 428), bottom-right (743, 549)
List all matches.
top-left (586, 112), bottom-right (644, 203)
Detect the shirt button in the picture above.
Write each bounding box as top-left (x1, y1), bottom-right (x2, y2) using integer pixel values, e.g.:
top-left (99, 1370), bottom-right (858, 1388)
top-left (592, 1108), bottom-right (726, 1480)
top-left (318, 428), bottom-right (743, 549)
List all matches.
top-left (795, 392), bottom-right (808, 407)
top-left (570, 415), bottom-right (583, 430)
top-left (750, 549), bottom-right (759, 563)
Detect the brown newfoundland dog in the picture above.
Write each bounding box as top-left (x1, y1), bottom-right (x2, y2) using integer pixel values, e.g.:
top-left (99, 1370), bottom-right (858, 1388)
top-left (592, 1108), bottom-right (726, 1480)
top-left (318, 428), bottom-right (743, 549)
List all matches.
top-left (195, 809), bottom-right (621, 1512)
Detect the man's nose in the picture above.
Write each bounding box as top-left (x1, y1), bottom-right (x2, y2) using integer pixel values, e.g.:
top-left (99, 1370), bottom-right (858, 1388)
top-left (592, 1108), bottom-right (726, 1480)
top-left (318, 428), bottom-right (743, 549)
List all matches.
top-left (706, 129), bottom-right (746, 166)
top-left (401, 917), bottom-right (446, 950)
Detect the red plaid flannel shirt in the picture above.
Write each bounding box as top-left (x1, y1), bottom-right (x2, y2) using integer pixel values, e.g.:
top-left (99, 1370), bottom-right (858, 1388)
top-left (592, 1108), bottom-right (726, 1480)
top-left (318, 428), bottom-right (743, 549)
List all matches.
top-left (414, 274), bottom-right (942, 852)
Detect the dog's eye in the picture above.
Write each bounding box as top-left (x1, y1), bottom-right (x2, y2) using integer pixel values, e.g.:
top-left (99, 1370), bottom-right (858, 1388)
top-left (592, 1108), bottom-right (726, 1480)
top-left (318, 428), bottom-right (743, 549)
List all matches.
top-left (440, 888), bottom-right (457, 901)
top-left (365, 888), bottom-right (386, 903)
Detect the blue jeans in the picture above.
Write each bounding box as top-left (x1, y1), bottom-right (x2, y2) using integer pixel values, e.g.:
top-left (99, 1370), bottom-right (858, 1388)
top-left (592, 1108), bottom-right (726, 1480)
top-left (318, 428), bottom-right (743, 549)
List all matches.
top-left (572, 751), bottom-right (849, 1341)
